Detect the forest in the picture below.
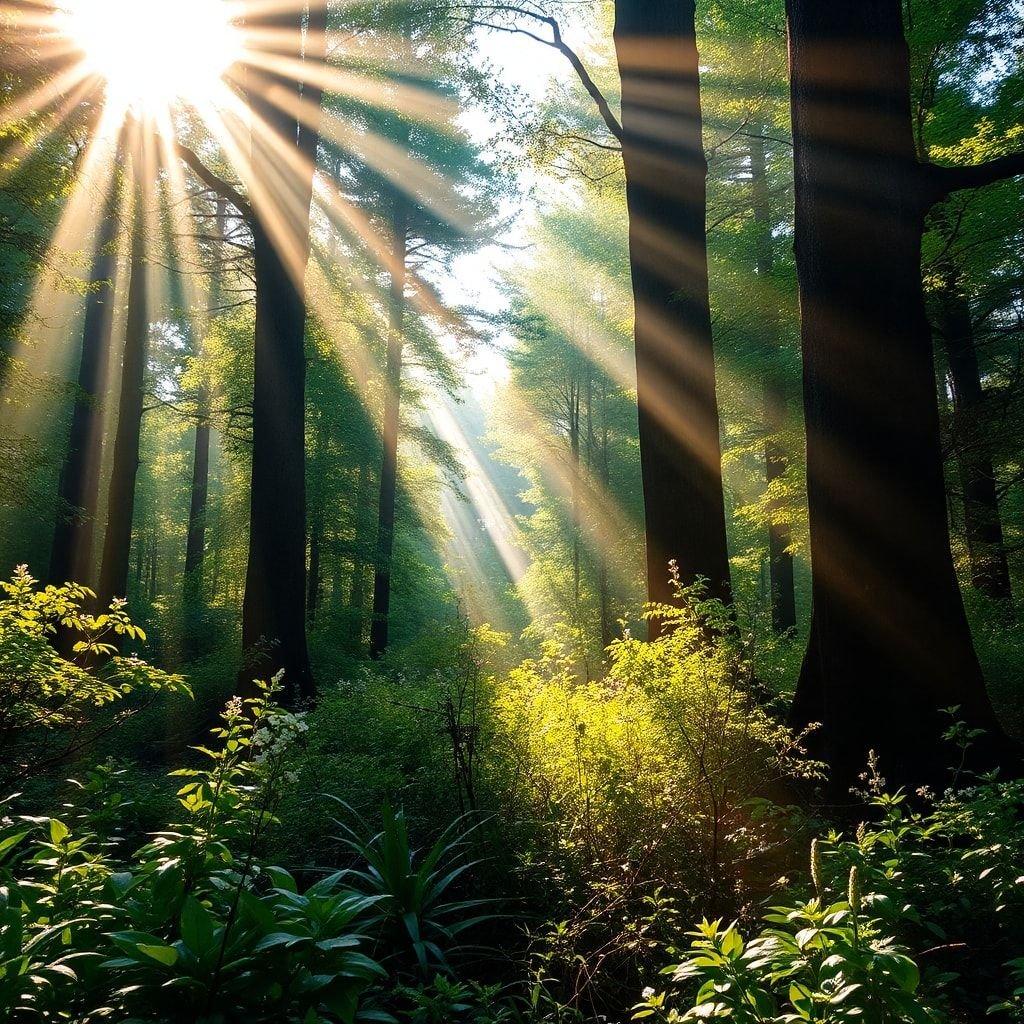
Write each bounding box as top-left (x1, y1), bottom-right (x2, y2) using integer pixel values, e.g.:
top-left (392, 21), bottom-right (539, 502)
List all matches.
top-left (1, 0), bottom-right (1023, 1020)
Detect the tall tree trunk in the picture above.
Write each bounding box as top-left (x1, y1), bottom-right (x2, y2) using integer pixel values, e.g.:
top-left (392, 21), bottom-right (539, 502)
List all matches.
top-left (936, 280), bottom-right (1013, 606)
top-left (238, 1), bottom-right (324, 699)
top-left (598, 377), bottom-right (613, 650)
top-left (48, 170), bottom-right (121, 588)
top-left (785, 0), bottom-right (1012, 791)
top-left (97, 170), bottom-right (148, 607)
top-left (183, 197), bottom-right (225, 604)
top-left (570, 380), bottom-right (581, 608)
top-left (349, 460), bottom-right (370, 647)
top-left (748, 127), bottom-right (797, 634)
top-left (369, 193), bottom-right (409, 659)
top-left (612, 0), bottom-right (732, 634)
top-left (307, 508), bottom-right (323, 624)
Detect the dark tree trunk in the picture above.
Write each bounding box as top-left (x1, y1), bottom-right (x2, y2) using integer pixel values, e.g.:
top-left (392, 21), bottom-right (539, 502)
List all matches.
top-left (612, 0), bottom-right (732, 634)
top-left (183, 413), bottom-right (210, 582)
top-left (183, 197), bottom-right (225, 603)
top-left (598, 378), bottom-right (613, 650)
top-left (748, 127), bottom-right (797, 634)
top-left (937, 281), bottom-right (1013, 606)
top-left (569, 380), bottom-right (581, 608)
top-left (238, 1), bottom-right (324, 699)
top-left (307, 509), bottom-right (322, 624)
top-left (786, 0), bottom-right (1011, 792)
top-left (48, 171), bottom-right (121, 588)
top-left (349, 460), bottom-right (370, 648)
top-left (97, 177), bottom-right (148, 608)
top-left (369, 194), bottom-right (409, 659)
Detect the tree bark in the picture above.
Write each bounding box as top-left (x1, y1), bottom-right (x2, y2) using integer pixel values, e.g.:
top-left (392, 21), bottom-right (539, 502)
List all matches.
top-left (97, 169), bottom-right (148, 608)
top-left (307, 507), bottom-right (323, 624)
top-left (936, 280), bottom-right (1013, 606)
top-left (183, 197), bottom-right (225, 602)
top-left (48, 170), bottom-right (121, 589)
top-left (349, 460), bottom-right (370, 648)
top-left (785, 0), bottom-right (1012, 791)
top-left (369, 194), bottom-right (409, 659)
top-left (612, 0), bottom-right (732, 634)
top-left (748, 127), bottom-right (797, 634)
top-left (238, 1), bottom-right (324, 699)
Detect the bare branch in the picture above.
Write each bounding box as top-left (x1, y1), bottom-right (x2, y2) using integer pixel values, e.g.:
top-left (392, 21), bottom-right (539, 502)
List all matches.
top-left (175, 142), bottom-right (254, 225)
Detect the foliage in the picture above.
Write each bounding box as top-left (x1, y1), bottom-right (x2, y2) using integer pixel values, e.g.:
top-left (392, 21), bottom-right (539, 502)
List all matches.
top-left (333, 802), bottom-right (494, 977)
top-left (488, 585), bottom-right (822, 1017)
top-left (0, 566), bottom-right (190, 786)
top-left (635, 763), bottom-right (1024, 1024)
top-left (0, 674), bottom-right (496, 1022)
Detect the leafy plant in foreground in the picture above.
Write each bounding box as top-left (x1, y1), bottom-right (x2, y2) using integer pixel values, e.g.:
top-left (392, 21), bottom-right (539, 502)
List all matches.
top-left (333, 802), bottom-right (494, 977)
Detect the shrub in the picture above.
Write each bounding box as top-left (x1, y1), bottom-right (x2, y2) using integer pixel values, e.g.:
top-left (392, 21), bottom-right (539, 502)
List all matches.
top-left (487, 586), bottom-right (822, 1017)
top-left (0, 566), bottom-right (189, 788)
top-left (635, 763), bottom-right (1024, 1023)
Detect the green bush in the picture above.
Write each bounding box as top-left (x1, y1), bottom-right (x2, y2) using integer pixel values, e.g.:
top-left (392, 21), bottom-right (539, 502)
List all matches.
top-left (0, 566), bottom-right (190, 788)
top-left (0, 672), bottom-right (496, 1022)
top-left (635, 765), bottom-right (1024, 1023)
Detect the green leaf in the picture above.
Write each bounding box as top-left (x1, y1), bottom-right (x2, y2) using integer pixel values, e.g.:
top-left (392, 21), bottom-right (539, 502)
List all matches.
top-left (137, 943), bottom-right (178, 966)
top-left (180, 897), bottom-right (216, 957)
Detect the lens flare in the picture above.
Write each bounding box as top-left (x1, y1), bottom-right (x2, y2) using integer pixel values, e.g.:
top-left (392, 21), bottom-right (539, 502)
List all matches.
top-left (56, 0), bottom-right (241, 114)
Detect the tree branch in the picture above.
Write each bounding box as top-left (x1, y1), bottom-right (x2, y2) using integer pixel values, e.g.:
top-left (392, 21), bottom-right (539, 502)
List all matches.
top-left (175, 142), bottom-right (254, 225)
top-left (447, 3), bottom-right (623, 142)
top-left (927, 151), bottom-right (1024, 203)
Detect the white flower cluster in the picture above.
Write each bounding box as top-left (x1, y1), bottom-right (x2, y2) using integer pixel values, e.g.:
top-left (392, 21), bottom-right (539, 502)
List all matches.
top-left (252, 708), bottom-right (309, 766)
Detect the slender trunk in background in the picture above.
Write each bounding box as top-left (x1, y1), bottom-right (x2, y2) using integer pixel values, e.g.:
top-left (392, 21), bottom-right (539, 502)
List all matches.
top-left (570, 380), bottom-right (581, 608)
top-left (612, 0), bottom-right (732, 634)
top-left (937, 281), bottom-right (1013, 606)
top-left (307, 508), bottom-right (323, 624)
top-left (238, 0), bottom-right (325, 699)
top-left (97, 170), bottom-right (148, 608)
top-left (598, 378), bottom-right (613, 650)
top-left (785, 0), bottom-right (1013, 791)
top-left (183, 197), bottom-right (226, 605)
top-left (349, 460), bottom-right (370, 647)
top-left (147, 510), bottom-right (158, 602)
top-left (748, 127), bottom-right (796, 634)
top-left (48, 169), bottom-right (121, 588)
top-left (369, 192), bottom-right (409, 659)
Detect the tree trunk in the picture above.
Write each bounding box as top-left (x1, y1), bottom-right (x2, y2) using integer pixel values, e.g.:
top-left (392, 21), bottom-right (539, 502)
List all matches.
top-left (570, 380), bottom-right (581, 608)
top-left (307, 508), bottom-right (322, 624)
top-left (183, 197), bottom-right (225, 606)
top-left (97, 172), bottom-right (148, 608)
top-left (48, 170), bottom-right (121, 588)
top-left (786, 0), bottom-right (1010, 791)
top-left (349, 460), bottom-right (370, 648)
top-left (238, 1), bottom-right (324, 700)
top-left (369, 194), bottom-right (409, 659)
top-left (936, 281), bottom-right (1013, 606)
top-left (598, 377), bottom-right (613, 650)
top-left (612, 0), bottom-right (732, 634)
top-left (748, 127), bottom-right (797, 634)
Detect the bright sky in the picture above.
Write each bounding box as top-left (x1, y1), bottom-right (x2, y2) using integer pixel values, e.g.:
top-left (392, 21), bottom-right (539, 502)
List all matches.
top-left (439, 16), bottom-right (592, 392)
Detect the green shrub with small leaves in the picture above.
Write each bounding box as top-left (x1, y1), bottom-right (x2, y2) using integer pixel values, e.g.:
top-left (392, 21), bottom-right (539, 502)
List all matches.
top-left (0, 566), bottom-right (189, 787)
top-left (634, 758), bottom-right (1024, 1024)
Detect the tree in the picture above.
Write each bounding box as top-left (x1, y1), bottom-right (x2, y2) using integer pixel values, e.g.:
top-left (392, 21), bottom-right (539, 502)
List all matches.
top-left (785, 0), bottom-right (1022, 789)
top-left (47, 166), bottom-right (121, 590)
top-left (454, 1), bottom-right (733, 628)
top-left (237, 0), bottom-right (326, 699)
top-left (611, 0), bottom-right (732, 630)
top-left (326, 1), bottom-right (496, 658)
top-left (97, 142), bottom-right (148, 609)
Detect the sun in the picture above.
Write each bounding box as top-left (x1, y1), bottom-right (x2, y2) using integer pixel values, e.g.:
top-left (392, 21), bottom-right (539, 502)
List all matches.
top-left (57, 0), bottom-right (242, 115)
